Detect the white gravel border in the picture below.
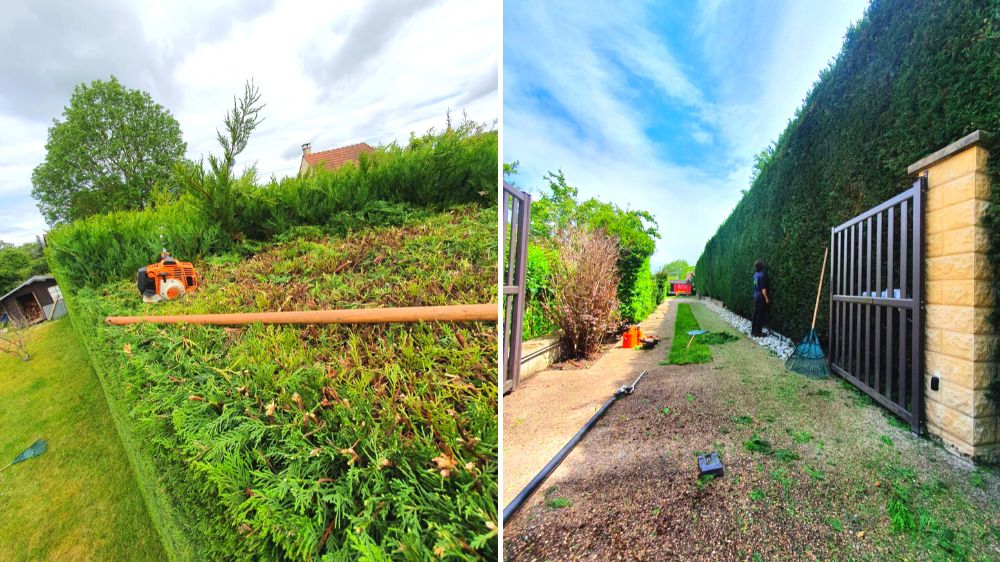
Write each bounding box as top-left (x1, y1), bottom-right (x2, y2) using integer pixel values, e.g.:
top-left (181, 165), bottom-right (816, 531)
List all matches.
top-left (699, 297), bottom-right (795, 360)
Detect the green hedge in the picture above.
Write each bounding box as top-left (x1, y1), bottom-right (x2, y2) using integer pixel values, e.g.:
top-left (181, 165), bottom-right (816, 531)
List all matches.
top-left (237, 126), bottom-right (496, 240)
top-left (47, 127), bottom-right (497, 292)
top-left (522, 245), bottom-right (558, 340)
top-left (54, 208), bottom-right (498, 561)
top-left (697, 0), bottom-right (1000, 356)
top-left (45, 128), bottom-right (499, 560)
top-left (618, 255), bottom-right (656, 323)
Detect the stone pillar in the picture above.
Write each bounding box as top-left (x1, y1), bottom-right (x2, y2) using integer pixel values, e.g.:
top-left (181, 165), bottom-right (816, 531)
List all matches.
top-left (908, 130), bottom-right (998, 462)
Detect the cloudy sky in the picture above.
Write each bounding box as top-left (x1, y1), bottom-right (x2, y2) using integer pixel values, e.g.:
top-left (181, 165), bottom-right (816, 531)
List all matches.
top-left (0, 0), bottom-right (497, 243)
top-left (503, 0), bottom-right (869, 268)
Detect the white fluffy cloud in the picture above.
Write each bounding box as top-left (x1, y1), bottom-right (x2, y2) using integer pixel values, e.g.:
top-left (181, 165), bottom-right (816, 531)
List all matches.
top-left (503, 0), bottom-right (867, 267)
top-left (0, 0), bottom-right (498, 242)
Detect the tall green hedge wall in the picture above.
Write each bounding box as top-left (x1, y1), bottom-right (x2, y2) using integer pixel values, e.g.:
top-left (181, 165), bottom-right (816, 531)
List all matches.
top-left (696, 0), bottom-right (1000, 360)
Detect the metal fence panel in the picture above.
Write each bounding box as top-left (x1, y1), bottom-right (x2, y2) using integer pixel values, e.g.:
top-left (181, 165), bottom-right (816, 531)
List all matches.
top-left (829, 176), bottom-right (925, 433)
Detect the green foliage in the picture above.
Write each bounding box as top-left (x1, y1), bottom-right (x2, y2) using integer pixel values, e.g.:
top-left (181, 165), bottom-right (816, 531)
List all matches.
top-left (545, 497), bottom-right (572, 509)
top-left (45, 200), bottom-right (225, 291)
top-left (55, 206), bottom-right (498, 561)
top-left (31, 76), bottom-right (186, 225)
top-left (237, 121), bottom-right (497, 240)
top-left (748, 489), bottom-right (765, 501)
top-left (526, 170), bottom-right (660, 322)
top-left (665, 304), bottom-right (711, 365)
top-left (698, 331), bottom-right (738, 345)
top-left (773, 449), bottom-right (799, 462)
top-left (0, 239), bottom-right (48, 295)
top-left (658, 259), bottom-right (695, 282)
top-left (986, 158), bottom-right (1000, 406)
top-left (176, 80), bottom-right (265, 241)
top-left (45, 125), bottom-right (496, 293)
top-left (694, 0), bottom-right (1000, 385)
top-left (743, 435), bottom-right (773, 455)
top-left (522, 245), bottom-right (559, 339)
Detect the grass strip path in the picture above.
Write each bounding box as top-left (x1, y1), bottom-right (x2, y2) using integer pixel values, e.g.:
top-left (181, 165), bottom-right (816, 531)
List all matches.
top-left (664, 302), bottom-right (737, 365)
top-left (0, 319), bottom-right (165, 562)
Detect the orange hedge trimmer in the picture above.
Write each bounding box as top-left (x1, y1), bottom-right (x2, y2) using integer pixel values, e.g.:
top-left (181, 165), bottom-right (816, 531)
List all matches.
top-left (136, 238), bottom-right (198, 303)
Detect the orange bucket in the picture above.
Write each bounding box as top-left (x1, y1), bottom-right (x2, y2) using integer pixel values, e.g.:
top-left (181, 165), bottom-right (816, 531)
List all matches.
top-left (622, 331), bottom-right (634, 349)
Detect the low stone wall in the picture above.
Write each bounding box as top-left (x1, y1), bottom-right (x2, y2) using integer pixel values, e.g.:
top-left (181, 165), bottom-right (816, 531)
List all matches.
top-left (518, 335), bottom-right (561, 383)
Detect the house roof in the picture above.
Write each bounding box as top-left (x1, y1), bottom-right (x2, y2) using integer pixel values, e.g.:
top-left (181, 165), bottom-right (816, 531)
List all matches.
top-left (0, 275), bottom-right (55, 303)
top-left (303, 142), bottom-right (375, 171)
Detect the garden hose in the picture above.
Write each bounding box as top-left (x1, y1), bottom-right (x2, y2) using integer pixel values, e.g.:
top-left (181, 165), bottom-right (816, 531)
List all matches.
top-left (502, 370), bottom-right (647, 523)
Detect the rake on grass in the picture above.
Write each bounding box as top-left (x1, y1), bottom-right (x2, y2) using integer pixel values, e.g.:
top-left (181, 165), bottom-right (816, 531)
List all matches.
top-left (0, 439), bottom-right (48, 472)
top-left (785, 247), bottom-right (830, 378)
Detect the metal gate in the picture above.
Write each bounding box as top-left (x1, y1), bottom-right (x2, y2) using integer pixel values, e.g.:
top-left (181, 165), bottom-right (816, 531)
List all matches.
top-left (503, 181), bottom-right (531, 393)
top-left (828, 176), bottom-right (926, 433)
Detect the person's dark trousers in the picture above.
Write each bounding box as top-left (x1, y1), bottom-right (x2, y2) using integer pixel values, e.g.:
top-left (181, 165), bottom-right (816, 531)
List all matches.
top-left (751, 297), bottom-right (767, 336)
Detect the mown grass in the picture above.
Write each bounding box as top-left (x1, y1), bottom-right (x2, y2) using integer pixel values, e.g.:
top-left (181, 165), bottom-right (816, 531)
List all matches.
top-left (664, 304), bottom-right (711, 365)
top-left (664, 303), bottom-right (739, 365)
top-left (685, 302), bottom-right (1000, 561)
top-left (63, 205), bottom-right (497, 560)
top-left (0, 319), bottom-right (165, 561)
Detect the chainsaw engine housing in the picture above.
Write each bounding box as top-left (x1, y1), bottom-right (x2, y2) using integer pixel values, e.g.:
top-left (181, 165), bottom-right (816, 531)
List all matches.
top-left (137, 255), bottom-right (198, 303)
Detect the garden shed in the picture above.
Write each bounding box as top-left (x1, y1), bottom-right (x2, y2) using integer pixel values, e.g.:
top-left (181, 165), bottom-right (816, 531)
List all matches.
top-left (0, 275), bottom-right (66, 325)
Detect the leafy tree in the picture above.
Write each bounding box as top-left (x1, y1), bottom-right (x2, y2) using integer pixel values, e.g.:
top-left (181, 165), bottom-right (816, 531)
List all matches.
top-left (528, 170), bottom-right (660, 321)
top-left (659, 259), bottom-right (695, 281)
top-left (0, 239), bottom-right (49, 295)
top-left (31, 76), bottom-right (186, 225)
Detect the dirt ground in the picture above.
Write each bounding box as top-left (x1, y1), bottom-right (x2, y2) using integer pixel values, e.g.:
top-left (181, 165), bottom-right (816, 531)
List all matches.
top-left (503, 300), bottom-right (1000, 561)
top-left (502, 299), bottom-right (676, 505)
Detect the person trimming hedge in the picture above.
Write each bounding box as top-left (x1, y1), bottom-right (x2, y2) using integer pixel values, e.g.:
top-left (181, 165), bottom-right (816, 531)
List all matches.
top-left (751, 260), bottom-right (770, 337)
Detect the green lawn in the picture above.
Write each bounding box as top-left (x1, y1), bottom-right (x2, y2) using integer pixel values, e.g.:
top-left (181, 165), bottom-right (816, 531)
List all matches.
top-left (0, 319), bottom-right (165, 561)
top-left (664, 302), bottom-right (717, 365)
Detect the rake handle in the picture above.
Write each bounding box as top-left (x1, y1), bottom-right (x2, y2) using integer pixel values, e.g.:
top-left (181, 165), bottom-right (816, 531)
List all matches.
top-left (810, 247), bottom-right (829, 330)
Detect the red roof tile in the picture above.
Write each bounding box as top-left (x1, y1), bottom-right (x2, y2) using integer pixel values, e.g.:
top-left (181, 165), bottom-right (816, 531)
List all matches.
top-left (303, 142), bottom-right (375, 170)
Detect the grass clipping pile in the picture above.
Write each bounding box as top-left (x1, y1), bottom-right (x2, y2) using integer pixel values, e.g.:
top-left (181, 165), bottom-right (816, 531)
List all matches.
top-left (73, 206), bottom-right (497, 560)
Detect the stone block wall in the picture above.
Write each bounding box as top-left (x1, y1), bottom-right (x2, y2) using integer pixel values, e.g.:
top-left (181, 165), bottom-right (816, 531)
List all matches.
top-left (908, 130), bottom-right (998, 461)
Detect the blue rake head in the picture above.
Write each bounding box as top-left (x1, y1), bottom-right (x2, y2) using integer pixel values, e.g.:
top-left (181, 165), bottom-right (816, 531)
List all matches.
top-left (793, 330), bottom-right (825, 360)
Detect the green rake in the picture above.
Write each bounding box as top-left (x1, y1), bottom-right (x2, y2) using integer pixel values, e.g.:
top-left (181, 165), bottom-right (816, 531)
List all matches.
top-left (0, 439), bottom-right (48, 472)
top-left (786, 248), bottom-right (830, 379)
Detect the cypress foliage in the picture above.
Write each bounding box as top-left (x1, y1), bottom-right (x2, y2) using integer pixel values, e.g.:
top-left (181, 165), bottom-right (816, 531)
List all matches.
top-left (696, 0), bottom-right (1000, 371)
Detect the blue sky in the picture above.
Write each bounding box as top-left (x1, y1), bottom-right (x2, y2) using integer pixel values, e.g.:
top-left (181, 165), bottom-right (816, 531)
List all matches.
top-left (503, 0), bottom-right (870, 268)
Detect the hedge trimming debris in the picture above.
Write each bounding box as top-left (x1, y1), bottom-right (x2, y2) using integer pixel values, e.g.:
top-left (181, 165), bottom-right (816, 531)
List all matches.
top-left (58, 206), bottom-right (497, 560)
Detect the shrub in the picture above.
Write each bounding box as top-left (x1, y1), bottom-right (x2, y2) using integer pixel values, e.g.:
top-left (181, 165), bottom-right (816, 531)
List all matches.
top-left (45, 125), bottom-right (497, 293)
top-left (45, 200), bottom-right (224, 291)
top-left (549, 227), bottom-right (620, 359)
top-left (523, 245), bottom-right (559, 339)
top-left (523, 171), bottom-right (659, 323)
top-left (237, 122), bottom-right (497, 240)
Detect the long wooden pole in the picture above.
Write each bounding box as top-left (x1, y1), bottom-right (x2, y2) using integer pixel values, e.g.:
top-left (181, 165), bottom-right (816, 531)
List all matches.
top-left (106, 303), bottom-right (498, 326)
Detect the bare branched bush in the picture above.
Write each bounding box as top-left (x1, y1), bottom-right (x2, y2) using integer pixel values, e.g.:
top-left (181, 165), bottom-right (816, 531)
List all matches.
top-left (0, 317), bottom-right (31, 361)
top-left (549, 226), bottom-right (621, 359)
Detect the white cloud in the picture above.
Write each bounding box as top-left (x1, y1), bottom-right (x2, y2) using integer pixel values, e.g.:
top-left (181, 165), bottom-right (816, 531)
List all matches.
top-left (0, 0), bottom-right (498, 243)
top-left (504, 0), bottom-right (867, 267)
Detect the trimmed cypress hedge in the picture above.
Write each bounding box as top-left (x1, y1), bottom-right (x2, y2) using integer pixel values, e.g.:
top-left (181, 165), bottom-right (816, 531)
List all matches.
top-left (45, 128), bottom-right (499, 560)
top-left (696, 0), bottom-right (1000, 378)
